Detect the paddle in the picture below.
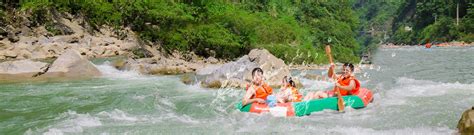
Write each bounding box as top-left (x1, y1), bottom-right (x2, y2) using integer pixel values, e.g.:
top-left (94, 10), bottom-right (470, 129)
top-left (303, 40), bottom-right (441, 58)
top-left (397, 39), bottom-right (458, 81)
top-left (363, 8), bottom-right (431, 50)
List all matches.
top-left (325, 44), bottom-right (345, 113)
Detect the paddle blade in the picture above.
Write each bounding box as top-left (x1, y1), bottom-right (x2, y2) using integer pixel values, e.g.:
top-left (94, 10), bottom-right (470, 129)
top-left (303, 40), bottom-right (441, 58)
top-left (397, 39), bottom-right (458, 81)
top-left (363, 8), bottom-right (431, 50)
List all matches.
top-left (336, 89), bottom-right (345, 112)
top-left (325, 45), bottom-right (332, 54)
top-left (325, 45), bottom-right (334, 64)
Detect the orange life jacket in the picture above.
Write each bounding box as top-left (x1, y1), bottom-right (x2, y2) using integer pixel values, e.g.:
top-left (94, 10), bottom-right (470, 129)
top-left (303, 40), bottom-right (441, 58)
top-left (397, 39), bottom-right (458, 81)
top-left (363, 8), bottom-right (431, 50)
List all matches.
top-left (426, 43), bottom-right (432, 48)
top-left (246, 83), bottom-right (273, 100)
top-left (335, 76), bottom-right (360, 96)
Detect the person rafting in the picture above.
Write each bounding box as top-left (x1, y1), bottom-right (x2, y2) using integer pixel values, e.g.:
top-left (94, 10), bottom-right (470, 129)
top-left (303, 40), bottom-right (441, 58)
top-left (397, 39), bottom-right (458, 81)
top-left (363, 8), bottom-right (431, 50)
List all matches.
top-left (304, 63), bottom-right (360, 100)
top-left (425, 39), bottom-right (432, 48)
top-left (242, 68), bottom-right (273, 106)
top-left (276, 76), bottom-right (302, 103)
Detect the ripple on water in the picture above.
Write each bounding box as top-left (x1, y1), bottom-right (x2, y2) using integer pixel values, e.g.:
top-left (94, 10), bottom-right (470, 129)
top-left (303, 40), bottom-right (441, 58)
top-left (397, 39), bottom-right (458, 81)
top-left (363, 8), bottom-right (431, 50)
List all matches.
top-left (382, 77), bottom-right (474, 106)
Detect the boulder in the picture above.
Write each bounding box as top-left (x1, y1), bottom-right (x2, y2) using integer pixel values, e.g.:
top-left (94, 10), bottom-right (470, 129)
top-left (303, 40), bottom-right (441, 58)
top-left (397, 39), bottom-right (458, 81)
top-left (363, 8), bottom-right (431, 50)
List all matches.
top-left (41, 49), bottom-right (101, 78)
top-left (198, 49), bottom-right (296, 88)
top-left (248, 49), bottom-right (290, 87)
top-left (200, 55), bottom-right (257, 88)
top-left (0, 59), bottom-right (48, 80)
top-left (4, 50), bottom-right (17, 58)
top-left (121, 58), bottom-right (192, 75)
top-left (0, 41), bottom-right (11, 50)
top-left (205, 57), bottom-right (219, 64)
top-left (458, 107), bottom-right (474, 134)
top-left (16, 49), bottom-right (32, 59)
top-left (30, 46), bottom-right (49, 59)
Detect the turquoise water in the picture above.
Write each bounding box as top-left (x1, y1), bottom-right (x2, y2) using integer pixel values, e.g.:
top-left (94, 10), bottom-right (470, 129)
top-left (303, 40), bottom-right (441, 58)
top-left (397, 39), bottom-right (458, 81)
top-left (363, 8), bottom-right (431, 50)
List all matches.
top-left (1, 46), bottom-right (473, 134)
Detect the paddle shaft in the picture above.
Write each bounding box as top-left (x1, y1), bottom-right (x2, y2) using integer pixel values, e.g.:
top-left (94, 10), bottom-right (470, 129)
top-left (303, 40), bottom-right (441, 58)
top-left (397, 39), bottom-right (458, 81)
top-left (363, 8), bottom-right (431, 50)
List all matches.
top-left (325, 45), bottom-right (345, 112)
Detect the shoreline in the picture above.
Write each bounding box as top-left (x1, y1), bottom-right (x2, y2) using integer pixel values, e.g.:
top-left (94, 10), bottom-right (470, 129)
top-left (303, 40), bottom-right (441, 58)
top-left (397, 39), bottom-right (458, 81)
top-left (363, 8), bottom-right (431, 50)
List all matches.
top-left (380, 41), bottom-right (474, 48)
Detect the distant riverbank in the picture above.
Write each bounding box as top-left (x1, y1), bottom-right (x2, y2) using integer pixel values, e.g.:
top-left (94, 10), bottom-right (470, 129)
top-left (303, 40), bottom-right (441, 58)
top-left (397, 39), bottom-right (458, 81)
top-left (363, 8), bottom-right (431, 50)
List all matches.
top-left (380, 41), bottom-right (474, 48)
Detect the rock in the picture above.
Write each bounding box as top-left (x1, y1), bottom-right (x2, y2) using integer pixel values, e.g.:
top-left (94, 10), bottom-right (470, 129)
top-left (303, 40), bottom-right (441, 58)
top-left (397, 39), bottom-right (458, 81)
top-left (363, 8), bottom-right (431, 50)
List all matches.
top-left (111, 58), bottom-right (127, 70)
top-left (143, 45), bottom-right (161, 58)
top-left (196, 64), bottom-right (222, 75)
top-left (0, 27), bottom-right (7, 37)
top-left (205, 57), bottom-right (219, 64)
top-left (197, 49), bottom-right (302, 88)
top-left (51, 22), bottom-right (75, 35)
top-left (0, 41), bottom-right (11, 50)
top-left (180, 74), bottom-right (194, 85)
top-left (0, 59), bottom-right (48, 80)
top-left (248, 49), bottom-right (290, 87)
top-left (4, 50), bottom-right (17, 58)
top-left (118, 42), bottom-right (137, 50)
top-left (199, 49), bottom-right (294, 88)
top-left (91, 46), bottom-right (105, 56)
top-left (458, 107), bottom-right (474, 134)
top-left (42, 49), bottom-right (101, 78)
top-left (200, 55), bottom-right (258, 88)
top-left (120, 58), bottom-right (192, 75)
top-left (148, 65), bottom-right (187, 75)
top-left (33, 26), bottom-right (49, 36)
top-left (17, 49), bottom-right (32, 59)
top-left (102, 48), bottom-right (118, 57)
top-left (30, 46), bottom-right (49, 59)
top-left (58, 18), bottom-right (83, 35)
top-left (203, 80), bottom-right (222, 88)
top-left (31, 51), bottom-right (47, 59)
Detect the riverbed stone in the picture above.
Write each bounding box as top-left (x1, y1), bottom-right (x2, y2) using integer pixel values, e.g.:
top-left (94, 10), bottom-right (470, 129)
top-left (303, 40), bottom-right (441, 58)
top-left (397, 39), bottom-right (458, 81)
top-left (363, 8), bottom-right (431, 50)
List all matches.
top-left (458, 107), bottom-right (474, 134)
top-left (0, 59), bottom-right (48, 79)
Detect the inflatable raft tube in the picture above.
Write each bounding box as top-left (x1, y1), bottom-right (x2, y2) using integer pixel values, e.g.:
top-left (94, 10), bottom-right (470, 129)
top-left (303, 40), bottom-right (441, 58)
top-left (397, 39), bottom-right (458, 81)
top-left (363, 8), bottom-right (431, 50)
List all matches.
top-left (236, 88), bottom-right (374, 117)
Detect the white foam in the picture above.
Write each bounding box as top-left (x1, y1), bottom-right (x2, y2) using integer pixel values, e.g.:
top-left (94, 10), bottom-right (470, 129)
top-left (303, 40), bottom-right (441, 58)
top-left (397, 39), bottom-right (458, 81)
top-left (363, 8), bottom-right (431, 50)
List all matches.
top-left (95, 62), bottom-right (143, 79)
top-left (97, 109), bottom-right (139, 122)
top-left (382, 77), bottom-right (474, 106)
top-left (42, 110), bottom-right (102, 134)
top-left (326, 126), bottom-right (454, 135)
top-left (300, 78), bottom-right (333, 93)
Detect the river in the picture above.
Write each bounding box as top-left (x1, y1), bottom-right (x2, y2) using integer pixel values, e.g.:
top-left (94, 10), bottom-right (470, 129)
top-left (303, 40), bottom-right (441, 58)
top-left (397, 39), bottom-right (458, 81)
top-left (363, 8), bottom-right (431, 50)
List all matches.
top-left (1, 46), bottom-right (473, 134)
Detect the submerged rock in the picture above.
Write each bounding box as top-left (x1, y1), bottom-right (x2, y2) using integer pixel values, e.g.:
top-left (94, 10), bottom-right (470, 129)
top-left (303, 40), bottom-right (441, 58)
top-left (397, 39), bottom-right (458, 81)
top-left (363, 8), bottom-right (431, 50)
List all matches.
top-left (458, 107), bottom-right (474, 134)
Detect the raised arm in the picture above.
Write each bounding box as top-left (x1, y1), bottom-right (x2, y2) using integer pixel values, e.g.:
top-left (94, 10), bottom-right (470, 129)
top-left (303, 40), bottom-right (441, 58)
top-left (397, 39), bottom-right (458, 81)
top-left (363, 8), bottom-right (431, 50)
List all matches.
top-left (328, 63), bottom-right (335, 79)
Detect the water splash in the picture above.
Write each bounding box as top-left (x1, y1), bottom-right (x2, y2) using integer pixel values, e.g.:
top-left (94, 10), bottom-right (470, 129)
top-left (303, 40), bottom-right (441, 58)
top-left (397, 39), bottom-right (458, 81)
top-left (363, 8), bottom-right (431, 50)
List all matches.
top-left (95, 61), bottom-right (143, 79)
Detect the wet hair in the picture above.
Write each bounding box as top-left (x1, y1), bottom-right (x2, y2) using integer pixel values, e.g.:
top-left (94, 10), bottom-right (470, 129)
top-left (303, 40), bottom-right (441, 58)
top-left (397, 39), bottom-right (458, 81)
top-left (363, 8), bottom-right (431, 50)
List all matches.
top-left (251, 67), bottom-right (263, 77)
top-left (288, 77), bottom-right (296, 87)
top-left (343, 63), bottom-right (355, 72)
top-left (283, 76), bottom-right (296, 87)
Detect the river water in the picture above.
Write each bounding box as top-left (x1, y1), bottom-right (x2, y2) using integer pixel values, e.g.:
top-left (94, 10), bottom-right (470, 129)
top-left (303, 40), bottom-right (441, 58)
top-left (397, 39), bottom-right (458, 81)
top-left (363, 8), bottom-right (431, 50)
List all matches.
top-left (1, 46), bottom-right (473, 134)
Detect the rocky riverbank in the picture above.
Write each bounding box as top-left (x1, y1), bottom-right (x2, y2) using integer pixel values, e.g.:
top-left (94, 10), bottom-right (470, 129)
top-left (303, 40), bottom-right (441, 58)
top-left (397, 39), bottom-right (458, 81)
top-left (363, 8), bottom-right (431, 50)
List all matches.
top-left (0, 12), bottom-right (303, 88)
top-left (0, 49), bottom-right (100, 81)
top-left (0, 12), bottom-right (226, 82)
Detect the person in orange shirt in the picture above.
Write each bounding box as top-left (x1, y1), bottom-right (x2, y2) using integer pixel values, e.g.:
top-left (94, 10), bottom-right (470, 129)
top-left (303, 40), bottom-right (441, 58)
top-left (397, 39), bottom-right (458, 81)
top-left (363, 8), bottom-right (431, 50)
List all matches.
top-left (277, 76), bottom-right (302, 103)
top-left (242, 68), bottom-right (273, 106)
top-left (304, 63), bottom-right (360, 100)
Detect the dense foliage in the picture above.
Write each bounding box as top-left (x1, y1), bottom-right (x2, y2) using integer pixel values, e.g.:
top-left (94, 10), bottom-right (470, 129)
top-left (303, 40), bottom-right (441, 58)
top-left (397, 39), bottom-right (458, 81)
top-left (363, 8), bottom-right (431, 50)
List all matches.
top-left (8, 0), bottom-right (362, 64)
top-left (6, 0), bottom-right (472, 63)
top-left (356, 0), bottom-right (473, 49)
